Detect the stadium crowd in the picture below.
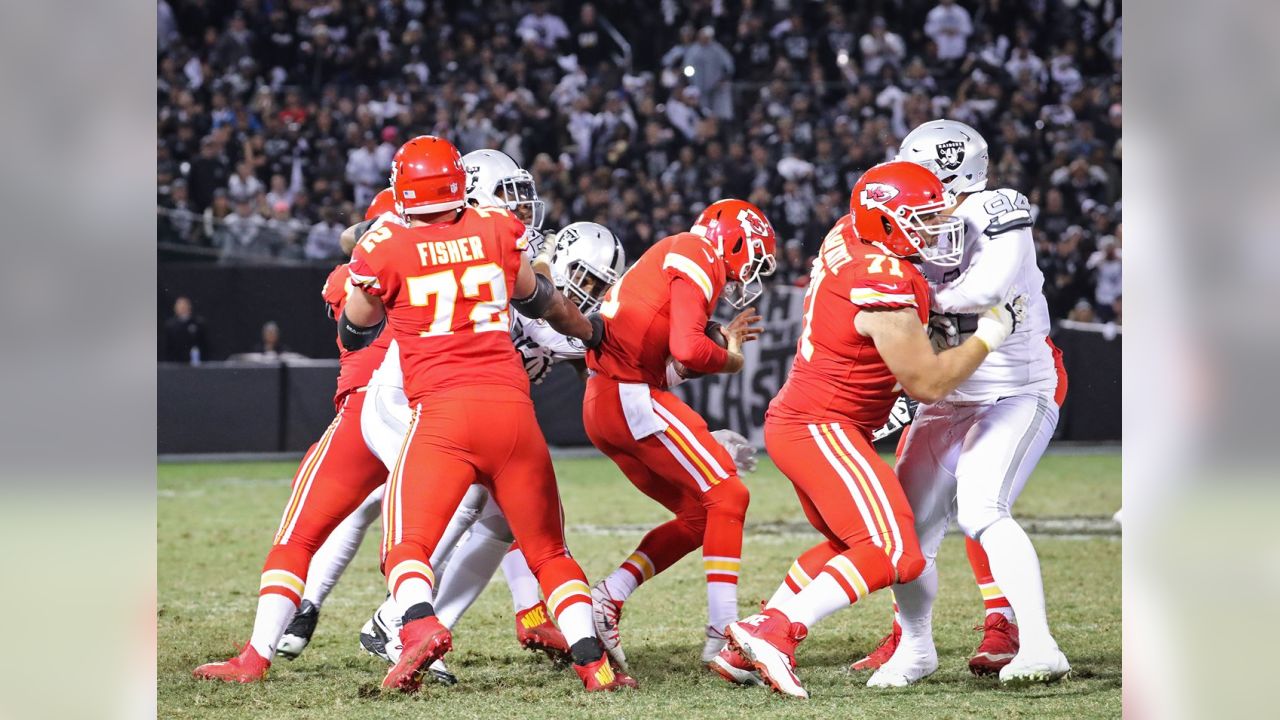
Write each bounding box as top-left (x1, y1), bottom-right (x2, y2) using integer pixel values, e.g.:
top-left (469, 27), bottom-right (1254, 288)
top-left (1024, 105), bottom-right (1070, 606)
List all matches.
top-left (157, 0), bottom-right (1122, 323)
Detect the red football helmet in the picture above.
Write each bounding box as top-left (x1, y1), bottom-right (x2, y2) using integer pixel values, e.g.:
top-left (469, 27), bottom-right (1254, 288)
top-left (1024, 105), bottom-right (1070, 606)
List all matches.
top-left (850, 161), bottom-right (964, 266)
top-left (391, 135), bottom-right (467, 216)
top-left (365, 187), bottom-right (396, 220)
top-left (693, 199), bottom-right (777, 308)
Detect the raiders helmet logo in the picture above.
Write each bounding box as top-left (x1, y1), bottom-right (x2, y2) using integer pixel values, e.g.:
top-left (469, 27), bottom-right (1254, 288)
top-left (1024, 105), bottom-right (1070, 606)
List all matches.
top-left (935, 140), bottom-right (965, 171)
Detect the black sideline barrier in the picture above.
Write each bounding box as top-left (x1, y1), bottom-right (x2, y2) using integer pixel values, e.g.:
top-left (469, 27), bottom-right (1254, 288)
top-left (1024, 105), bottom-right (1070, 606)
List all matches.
top-left (158, 324), bottom-right (1119, 455)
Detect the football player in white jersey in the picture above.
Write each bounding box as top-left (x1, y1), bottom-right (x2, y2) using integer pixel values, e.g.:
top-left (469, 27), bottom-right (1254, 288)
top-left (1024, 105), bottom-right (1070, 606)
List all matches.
top-left (865, 120), bottom-right (1071, 688)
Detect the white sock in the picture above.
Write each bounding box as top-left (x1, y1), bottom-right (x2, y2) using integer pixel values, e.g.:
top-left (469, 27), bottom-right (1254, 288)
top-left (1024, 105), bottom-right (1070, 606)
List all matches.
top-left (501, 549), bottom-right (542, 612)
top-left (775, 571), bottom-right (850, 629)
top-left (979, 517), bottom-right (1056, 653)
top-left (765, 582), bottom-right (795, 609)
top-left (301, 505), bottom-right (377, 607)
top-left (394, 577), bottom-right (434, 612)
top-left (706, 581), bottom-right (739, 632)
top-left (892, 565), bottom-right (938, 651)
top-left (249, 594), bottom-right (298, 660)
top-left (433, 533), bottom-right (510, 628)
top-left (987, 607), bottom-right (1017, 623)
top-left (601, 565), bottom-right (641, 602)
top-left (554, 602), bottom-right (594, 647)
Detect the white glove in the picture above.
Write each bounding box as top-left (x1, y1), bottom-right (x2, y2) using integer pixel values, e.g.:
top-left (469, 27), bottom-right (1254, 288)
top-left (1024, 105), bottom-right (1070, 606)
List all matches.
top-left (927, 313), bottom-right (960, 353)
top-left (711, 429), bottom-right (757, 474)
top-left (973, 292), bottom-right (1027, 352)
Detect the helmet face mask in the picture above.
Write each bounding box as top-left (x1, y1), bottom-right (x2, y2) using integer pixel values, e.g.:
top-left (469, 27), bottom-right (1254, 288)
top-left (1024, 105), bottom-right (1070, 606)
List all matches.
top-left (463, 150), bottom-right (546, 231)
top-left (494, 173), bottom-right (546, 231)
top-left (694, 200), bottom-right (777, 309)
top-left (551, 222), bottom-right (625, 314)
top-left (852, 161), bottom-right (964, 267)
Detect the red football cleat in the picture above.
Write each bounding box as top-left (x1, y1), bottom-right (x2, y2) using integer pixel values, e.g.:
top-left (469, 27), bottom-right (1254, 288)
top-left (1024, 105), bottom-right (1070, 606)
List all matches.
top-left (381, 616), bottom-right (453, 693)
top-left (709, 644), bottom-right (764, 686)
top-left (726, 609), bottom-right (810, 698)
top-left (192, 643), bottom-right (270, 683)
top-left (573, 653), bottom-right (639, 692)
top-left (514, 601), bottom-right (572, 663)
top-left (851, 624), bottom-right (901, 671)
top-left (969, 614), bottom-right (1020, 676)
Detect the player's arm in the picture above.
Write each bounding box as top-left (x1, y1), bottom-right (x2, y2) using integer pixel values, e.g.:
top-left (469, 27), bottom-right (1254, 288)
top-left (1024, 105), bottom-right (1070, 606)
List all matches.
top-left (931, 226), bottom-right (1027, 313)
top-left (339, 218), bottom-right (378, 256)
top-left (855, 301), bottom-right (1019, 404)
top-left (338, 285), bottom-right (385, 351)
top-left (512, 259), bottom-right (601, 346)
top-left (669, 277), bottom-right (736, 373)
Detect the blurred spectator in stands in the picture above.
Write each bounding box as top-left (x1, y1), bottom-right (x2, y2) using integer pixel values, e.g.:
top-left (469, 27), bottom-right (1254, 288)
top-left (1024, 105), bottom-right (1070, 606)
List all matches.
top-left (304, 205), bottom-right (344, 261)
top-left (265, 173), bottom-right (297, 210)
top-left (345, 131), bottom-right (384, 208)
top-left (159, 179), bottom-right (200, 245)
top-left (569, 3), bottom-right (623, 73)
top-left (860, 16), bottom-right (906, 76)
top-left (202, 189), bottom-right (233, 247)
top-left (1087, 232), bottom-right (1123, 323)
top-left (163, 296), bottom-right (207, 364)
top-left (925, 0), bottom-right (974, 63)
top-left (227, 160), bottom-right (264, 204)
top-left (1045, 225), bottom-right (1089, 319)
top-left (1067, 298), bottom-right (1096, 323)
top-left (188, 136), bottom-right (229, 212)
top-left (264, 201), bottom-right (308, 262)
top-left (776, 239), bottom-right (810, 287)
top-left (220, 199), bottom-right (273, 264)
top-left (680, 26), bottom-right (735, 120)
top-left (253, 321), bottom-right (292, 357)
top-left (518, 0), bottom-right (570, 51)
top-left (665, 85), bottom-right (705, 141)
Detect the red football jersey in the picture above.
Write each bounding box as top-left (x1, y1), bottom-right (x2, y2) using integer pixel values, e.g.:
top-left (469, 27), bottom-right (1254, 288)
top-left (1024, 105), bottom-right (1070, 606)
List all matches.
top-left (347, 206), bottom-right (530, 403)
top-left (321, 263), bottom-right (391, 409)
top-left (586, 232), bottom-right (727, 387)
top-left (769, 215), bottom-right (930, 435)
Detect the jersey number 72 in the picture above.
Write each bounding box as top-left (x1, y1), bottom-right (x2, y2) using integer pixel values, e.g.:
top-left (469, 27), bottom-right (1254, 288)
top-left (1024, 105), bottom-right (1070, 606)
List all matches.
top-left (406, 263), bottom-right (509, 336)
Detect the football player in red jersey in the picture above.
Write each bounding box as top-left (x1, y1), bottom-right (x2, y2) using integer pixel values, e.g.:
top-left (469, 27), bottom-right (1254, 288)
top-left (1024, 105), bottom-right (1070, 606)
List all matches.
top-left (719, 162), bottom-right (1025, 698)
top-left (340, 135), bottom-right (633, 693)
top-left (191, 207), bottom-right (400, 685)
top-left (583, 198), bottom-right (775, 673)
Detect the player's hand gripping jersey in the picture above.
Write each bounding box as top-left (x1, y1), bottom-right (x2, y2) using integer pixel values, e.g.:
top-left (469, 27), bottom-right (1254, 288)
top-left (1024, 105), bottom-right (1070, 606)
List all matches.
top-left (347, 206), bottom-right (531, 402)
top-left (586, 233), bottom-right (729, 387)
top-left (769, 214), bottom-right (931, 435)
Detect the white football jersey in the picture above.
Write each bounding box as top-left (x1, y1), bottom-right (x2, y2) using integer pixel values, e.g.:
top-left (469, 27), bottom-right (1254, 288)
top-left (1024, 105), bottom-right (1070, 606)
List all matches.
top-left (921, 188), bottom-right (1058, 403)
top-left (366, 312), bottom-right (584, 390)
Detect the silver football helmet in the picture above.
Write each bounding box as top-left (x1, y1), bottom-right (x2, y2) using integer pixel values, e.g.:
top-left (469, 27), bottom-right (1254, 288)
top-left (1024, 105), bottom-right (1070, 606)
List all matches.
top-left (551, 222), bottom-right (626, 313)
top-left (897, 119), bottom-right (989, 195)
top-left (462, 149), bottom-right (546, 231)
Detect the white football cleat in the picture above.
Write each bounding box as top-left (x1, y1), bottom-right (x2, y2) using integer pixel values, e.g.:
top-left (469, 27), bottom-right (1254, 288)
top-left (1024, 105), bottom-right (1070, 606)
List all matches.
top-left (591, 582), bottom-right (628, 673)
top-left (998, 647), bottom-right (1071, 685)
top-left (866, 644), bottom-right (939, 688)
top-left (373, 597), bottom-right (403, 664)
top-left (701, 625), bottom-right (727, 663)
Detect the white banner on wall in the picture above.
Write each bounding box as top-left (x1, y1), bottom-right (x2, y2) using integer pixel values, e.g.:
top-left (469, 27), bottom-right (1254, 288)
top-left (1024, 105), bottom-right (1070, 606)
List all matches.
top-left (671, 286), bottom-right (807, 446)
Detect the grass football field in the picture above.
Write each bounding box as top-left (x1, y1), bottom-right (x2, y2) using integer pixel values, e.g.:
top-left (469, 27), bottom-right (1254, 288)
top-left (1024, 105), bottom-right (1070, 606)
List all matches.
top-left (158, 451), bottom-right (1120, 719)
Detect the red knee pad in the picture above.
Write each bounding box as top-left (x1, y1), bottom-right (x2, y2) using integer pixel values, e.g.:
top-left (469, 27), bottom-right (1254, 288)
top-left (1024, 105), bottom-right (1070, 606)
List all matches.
top-left (704, 477), bottom-right (750, 518)
top-left (895, 549), bottom-right (926, 585)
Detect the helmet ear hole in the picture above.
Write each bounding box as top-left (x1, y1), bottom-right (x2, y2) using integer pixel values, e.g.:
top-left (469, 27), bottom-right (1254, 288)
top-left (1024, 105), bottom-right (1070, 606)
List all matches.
top-left (880, 215), bottom-right (894, 237)
top-left (731, 237), bottom-right (743, 254)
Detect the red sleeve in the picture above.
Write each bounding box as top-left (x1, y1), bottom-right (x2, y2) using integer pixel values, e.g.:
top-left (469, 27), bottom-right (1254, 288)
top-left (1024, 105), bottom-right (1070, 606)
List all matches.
top-left (321, 264), bottom-right (350, 319)
top-left (347, 244), bottom-right (387, 297)
top-left (669, 277), bottom-right (729, 373)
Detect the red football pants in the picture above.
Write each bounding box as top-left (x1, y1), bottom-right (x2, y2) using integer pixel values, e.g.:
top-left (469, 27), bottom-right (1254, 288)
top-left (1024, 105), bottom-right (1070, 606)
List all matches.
top-left (583, 376), bottom-right (749, 587)
top-left (260, 391), bottom-right (388, 604)
top-left (765, 417), bottom-right (924, 600)
top-left (381, 385), bottom-right (591, 621)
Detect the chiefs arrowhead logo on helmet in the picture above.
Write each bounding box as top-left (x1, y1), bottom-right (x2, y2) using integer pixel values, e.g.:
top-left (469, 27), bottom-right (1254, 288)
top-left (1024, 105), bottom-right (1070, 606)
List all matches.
top-left (738, 208), bottom-right (767, 238)
top-left (861, 182), bottom-right (900, 207)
